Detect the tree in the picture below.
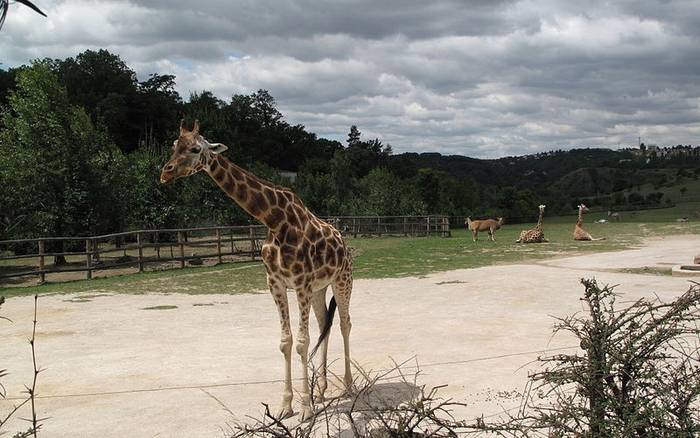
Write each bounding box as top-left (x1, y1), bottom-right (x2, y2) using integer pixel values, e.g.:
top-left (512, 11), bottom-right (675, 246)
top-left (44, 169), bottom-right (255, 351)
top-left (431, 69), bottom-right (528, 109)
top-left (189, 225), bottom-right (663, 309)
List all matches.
top-left (347, 125), bottom-right (361, 146)
top-left (0, 62), bottom-right (124, 258)
top-left (52, 49), bottom-right (141, 151)
top-left (350, 168), bottom-right (425, 216)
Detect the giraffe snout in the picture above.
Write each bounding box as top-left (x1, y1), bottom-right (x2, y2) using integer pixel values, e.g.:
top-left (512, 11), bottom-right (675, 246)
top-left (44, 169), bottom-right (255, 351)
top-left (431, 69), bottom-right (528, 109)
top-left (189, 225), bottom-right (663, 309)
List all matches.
top-left (160, 163), bottom-right (176, 184)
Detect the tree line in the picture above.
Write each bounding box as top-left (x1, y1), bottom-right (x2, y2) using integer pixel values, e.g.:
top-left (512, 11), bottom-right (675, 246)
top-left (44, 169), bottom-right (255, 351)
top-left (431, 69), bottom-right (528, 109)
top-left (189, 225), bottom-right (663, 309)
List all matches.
top-left (1, 49), bottom-right (698, 241)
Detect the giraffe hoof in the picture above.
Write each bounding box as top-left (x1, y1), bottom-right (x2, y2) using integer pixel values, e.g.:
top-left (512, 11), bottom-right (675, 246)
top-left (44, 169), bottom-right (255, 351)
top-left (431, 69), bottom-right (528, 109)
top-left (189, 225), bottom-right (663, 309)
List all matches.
top-left (277, 405), bottom-right (294, 420)
top-left (299, 405), bottom-right (314, 422)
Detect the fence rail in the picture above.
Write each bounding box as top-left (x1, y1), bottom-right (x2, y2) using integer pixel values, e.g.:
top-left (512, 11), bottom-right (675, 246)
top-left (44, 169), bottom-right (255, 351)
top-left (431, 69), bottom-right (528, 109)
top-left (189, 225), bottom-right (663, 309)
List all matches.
top-left (323, 215), bottom-right (450, 238)
top-left (0, 215), bottom-right (451, 286)
top-left (0, 225), bottom-right (267, 285)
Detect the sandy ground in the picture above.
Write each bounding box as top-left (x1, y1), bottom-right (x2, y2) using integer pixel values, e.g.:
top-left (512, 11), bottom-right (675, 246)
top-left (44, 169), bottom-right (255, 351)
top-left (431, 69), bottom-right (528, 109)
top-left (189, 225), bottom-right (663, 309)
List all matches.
top-left (1, 235), bottom-right (699, 437)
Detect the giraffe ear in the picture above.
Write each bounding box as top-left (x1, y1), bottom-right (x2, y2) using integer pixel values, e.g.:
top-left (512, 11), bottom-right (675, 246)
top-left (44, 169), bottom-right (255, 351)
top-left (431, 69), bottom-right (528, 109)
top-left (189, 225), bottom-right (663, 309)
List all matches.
top-left (208, 142), bottom-right (228, 154)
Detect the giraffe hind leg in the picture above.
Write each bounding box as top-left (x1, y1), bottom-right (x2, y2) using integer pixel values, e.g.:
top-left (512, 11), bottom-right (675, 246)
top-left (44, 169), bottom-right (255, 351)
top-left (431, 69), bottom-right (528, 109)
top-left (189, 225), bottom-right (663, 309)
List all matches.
top-left (332, 271), bottom-right (353, 392)
top-left (310, 286), bottom-right (331, 403)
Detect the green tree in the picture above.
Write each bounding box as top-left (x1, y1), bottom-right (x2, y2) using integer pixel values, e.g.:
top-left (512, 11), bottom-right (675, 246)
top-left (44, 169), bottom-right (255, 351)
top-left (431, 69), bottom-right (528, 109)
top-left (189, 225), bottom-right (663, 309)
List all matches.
top-left (347, 125), bottom-right (361, 146)
top-left (350, 168), bottom-right (425, 216)
top-left (0, 63), bottom-right (124, 251)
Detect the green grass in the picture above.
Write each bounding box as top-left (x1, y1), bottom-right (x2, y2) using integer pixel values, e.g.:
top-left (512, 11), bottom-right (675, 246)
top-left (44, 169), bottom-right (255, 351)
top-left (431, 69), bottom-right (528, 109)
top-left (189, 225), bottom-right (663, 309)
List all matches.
top-left (1, 213), bottom-right (698, 298)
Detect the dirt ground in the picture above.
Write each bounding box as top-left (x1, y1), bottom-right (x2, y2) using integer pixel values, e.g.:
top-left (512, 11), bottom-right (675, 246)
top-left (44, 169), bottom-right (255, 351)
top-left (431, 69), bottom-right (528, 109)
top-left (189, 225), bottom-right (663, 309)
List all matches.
top-left (1, 235), bottom-right (699, 437)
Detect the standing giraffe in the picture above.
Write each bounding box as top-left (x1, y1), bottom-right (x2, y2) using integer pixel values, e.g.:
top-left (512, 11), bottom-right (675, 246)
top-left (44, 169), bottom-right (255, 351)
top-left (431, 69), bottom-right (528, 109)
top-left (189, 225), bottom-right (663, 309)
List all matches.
top-left (574, 204), bottom-right (605, 241)
top-left (160, 121), bottom-right (353, 421)
top-left (516, 204), bottom-right (548, 243)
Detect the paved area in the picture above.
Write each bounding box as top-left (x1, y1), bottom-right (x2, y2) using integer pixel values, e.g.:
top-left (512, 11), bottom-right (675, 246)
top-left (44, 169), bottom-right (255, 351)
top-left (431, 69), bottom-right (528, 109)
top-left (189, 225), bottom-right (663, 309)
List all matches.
top-left (1, 235), bottom-right (698, 437)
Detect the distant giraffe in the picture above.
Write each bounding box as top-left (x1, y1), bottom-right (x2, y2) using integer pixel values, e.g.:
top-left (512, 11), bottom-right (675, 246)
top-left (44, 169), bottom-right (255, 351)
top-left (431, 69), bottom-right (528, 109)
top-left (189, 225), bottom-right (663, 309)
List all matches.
top-left (160, 121), bottom-right (353, 421)
top-left (516, 204), bottom-right (548, 243)
top-left (607, 210), bottom-right (620, 221)
top-left (574, 204), bottom-right (606, 241)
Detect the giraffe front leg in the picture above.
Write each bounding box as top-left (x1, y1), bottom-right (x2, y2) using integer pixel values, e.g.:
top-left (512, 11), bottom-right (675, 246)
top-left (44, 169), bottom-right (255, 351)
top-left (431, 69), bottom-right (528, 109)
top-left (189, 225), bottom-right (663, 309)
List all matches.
top-left (269, 277), bottom-right (294, 419)
top-left (310, 286), bottom-right (329, 403)
top-left (295, 286), bottom-right (313, 421)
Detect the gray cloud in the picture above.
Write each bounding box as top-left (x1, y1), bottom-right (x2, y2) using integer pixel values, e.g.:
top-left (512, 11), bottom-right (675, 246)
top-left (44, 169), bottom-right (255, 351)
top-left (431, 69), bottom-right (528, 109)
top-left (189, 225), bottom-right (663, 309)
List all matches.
top-left (1, 0), bottom-right (699, 157)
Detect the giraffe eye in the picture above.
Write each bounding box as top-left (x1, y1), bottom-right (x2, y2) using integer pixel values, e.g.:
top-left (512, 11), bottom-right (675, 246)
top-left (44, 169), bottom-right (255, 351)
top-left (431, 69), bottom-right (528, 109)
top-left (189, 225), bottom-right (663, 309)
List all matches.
top-left (189, 146), bottom-right (201, 154)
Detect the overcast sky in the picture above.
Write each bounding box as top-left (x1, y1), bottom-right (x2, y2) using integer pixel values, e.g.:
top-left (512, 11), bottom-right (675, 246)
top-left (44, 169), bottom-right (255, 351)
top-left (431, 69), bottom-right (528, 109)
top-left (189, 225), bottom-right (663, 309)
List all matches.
top-left (2, 0), bottom-right (699, 157)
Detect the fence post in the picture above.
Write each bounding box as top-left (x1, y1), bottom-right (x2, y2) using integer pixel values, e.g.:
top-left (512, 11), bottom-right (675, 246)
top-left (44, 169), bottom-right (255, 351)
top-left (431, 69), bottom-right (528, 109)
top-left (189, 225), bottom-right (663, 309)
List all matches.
top-left (155, 232), bottom-right (160, 260)
top-left (377, 216), bottom-right (382, 236)
top-left (403, 217), bottom-right (408, 236)
top-left (85, 239), bottom-right (92, 279)
top-left (216, 228), bottom-right (223, 264)
top-left (352, 218), bottom-right (357, 238)
top-left (249, 226), bottom-right (255, 260)
top-left (137, 232), bottom-right (144, 272)
top-left (178, 231), bottom-right (185, 268)
top-left (426, 216), bottom-right (430, 236)
top-left (38, 240), bottom-right (45, 284)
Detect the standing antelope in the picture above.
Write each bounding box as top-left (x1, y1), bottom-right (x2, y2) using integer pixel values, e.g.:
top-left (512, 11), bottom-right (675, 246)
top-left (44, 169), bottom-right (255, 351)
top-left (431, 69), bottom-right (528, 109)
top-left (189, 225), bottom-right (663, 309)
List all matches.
top-left (465, 217), bottom-right (504, 242)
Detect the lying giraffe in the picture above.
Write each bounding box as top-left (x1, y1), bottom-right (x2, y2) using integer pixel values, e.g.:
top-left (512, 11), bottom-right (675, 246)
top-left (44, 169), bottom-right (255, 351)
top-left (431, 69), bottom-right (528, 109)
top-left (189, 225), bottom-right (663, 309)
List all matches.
top-left (160, 121), bottom-right (353, 421)
top-left (574, 204), bottom-right (606, 241)
top-left (516, 204), bottom-right (548, 243)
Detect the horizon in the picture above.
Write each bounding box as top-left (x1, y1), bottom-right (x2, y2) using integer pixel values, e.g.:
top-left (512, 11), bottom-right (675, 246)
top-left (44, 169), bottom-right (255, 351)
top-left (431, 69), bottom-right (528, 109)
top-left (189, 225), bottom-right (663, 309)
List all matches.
top-left (2, 0), bottom-right (699, 158)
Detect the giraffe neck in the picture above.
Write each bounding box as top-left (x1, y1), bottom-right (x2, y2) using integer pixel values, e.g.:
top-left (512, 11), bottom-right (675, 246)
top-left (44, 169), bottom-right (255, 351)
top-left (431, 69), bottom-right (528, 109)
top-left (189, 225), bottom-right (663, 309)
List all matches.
top-left (577, 208), bottom-right (584, 227)
top-left (535, 210), bottom-right (544, 231)
top-left (204, 153), bottom-right (296, 231)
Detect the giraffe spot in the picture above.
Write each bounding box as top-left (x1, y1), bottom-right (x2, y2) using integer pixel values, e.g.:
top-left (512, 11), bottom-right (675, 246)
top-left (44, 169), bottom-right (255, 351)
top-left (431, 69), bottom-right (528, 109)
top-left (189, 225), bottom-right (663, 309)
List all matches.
top-left (292, 262), bottom-right (303, 275)
top-left (286, 207), bottom-right (300, 228)
top-left (277, 193), bottom-right (289, 208)
top-left (285, 228), bottom-right (299, 246)
top-left (213, 166), bottom-right (225, 182)
top-left (230, 166), bottom-right (244, 181)
top-left (322, 226), bottom-right (332, 238)
top-left (247, 176), bottom-right (262, 190)
top-left (235, 183), bottom-right (248, 202)
top-left (264, 208), bottom-right (285, 229)
top-left (336, 247), bottom-right (345, 261)
top-left (209, 157), bottom-right (219, 172)
top-left (306, 227), bottom-right (321, 242)
top-left (263, 188), bottom-right (277, 205)
top-left (326, 248), bottom-right (337, 266)
top-left (249, 191), bottom-right (268, 216)
top-left (223, 175), bottom-right (235, 193)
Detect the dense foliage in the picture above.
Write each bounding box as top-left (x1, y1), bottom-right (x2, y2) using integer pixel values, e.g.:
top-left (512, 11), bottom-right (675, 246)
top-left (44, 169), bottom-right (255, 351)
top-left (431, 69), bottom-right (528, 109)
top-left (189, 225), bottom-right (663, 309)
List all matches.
top-left (1, 50), bottom-right (699, 239)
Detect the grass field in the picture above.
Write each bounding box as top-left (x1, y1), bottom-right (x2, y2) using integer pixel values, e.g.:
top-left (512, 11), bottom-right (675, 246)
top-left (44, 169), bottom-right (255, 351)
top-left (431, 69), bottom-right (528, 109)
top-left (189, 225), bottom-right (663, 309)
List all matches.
top-left (1, 210), bottom-right (697, 298)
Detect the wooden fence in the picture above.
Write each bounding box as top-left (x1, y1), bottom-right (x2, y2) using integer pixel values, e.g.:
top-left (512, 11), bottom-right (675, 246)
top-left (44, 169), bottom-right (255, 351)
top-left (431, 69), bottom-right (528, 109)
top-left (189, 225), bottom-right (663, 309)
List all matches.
top-left (0, 225), bottom-right (267, 285)
top-left (323, 215), bottom-right (451, 238)
top-left (0, 215), bottom-right (451, 286)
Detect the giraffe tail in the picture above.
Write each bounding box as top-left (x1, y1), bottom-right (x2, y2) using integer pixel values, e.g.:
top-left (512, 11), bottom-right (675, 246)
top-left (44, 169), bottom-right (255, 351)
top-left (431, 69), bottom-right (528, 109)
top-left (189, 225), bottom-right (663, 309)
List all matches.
top-left (309, 296), bottom-right (337, 359)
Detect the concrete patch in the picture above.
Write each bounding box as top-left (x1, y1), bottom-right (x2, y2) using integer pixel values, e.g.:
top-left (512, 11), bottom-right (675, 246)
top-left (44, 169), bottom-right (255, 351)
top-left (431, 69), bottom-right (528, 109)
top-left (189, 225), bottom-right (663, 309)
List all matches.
top-left (1, 235), bottom-right (699, 437)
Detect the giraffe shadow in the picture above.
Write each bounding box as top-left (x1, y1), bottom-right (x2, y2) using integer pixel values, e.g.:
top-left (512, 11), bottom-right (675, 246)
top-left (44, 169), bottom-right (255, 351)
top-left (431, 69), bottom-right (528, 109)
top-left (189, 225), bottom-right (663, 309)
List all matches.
top-left (329, 381), bottom-right (422, 437)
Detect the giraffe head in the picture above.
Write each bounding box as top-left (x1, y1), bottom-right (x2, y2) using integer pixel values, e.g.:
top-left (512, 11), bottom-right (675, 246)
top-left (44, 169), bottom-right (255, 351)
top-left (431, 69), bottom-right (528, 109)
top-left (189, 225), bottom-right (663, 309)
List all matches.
top-left (538, 204), bottom-right (546, 212)
top-left (578, 203), bottom-right (589, 213)
top-left (497, 217), bottom-right (504, 225)
top-left (160, 120), bottom-right (228, 185)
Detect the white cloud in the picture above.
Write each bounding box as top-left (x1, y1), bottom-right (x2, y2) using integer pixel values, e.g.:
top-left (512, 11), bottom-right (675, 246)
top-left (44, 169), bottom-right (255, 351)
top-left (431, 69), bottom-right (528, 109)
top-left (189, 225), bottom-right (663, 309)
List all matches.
top-left (1, 0), bottom-right (699, 157)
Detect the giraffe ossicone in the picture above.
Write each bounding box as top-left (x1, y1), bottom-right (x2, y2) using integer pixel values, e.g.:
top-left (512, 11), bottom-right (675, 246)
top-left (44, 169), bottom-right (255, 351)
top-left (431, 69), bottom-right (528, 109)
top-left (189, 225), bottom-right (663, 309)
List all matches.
top-left (160, 120), bottom-right (354, 421)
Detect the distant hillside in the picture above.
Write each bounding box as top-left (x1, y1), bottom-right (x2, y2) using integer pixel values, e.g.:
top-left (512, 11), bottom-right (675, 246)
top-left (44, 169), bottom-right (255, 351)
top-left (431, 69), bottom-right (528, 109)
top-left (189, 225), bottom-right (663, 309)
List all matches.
top-left (391, 148), bottom-right (697, 197)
